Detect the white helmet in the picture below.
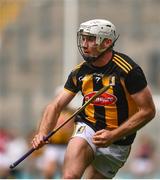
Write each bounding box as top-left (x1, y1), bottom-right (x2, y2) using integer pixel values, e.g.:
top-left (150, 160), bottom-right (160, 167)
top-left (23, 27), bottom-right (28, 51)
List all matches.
top-left (78, 19), bottom-right (117, 45)
top-left (77, 19), bottom-right (118, 62)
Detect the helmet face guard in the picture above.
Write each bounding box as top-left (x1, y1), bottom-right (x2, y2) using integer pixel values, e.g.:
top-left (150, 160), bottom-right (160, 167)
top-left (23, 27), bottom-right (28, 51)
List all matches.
top-left (77, 31), bottom-right (98, 62)
top-left (77, 19), bottom-right (118, 63)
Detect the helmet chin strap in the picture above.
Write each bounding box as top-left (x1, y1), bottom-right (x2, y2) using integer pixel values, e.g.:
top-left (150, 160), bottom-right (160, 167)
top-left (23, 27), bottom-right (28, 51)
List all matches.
top-left (82, 35), bottom-right (120, 65)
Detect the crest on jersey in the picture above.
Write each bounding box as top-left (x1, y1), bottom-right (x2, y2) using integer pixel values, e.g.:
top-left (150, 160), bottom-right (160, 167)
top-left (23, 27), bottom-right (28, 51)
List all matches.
top-left (76, 126), bottom-right (86, 134)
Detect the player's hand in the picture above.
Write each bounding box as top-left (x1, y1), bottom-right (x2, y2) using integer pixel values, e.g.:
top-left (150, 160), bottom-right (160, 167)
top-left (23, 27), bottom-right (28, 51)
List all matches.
top-left (92, 129), bottom-right (114, 147)
top-left (31, 133), bottom-right (49, 150)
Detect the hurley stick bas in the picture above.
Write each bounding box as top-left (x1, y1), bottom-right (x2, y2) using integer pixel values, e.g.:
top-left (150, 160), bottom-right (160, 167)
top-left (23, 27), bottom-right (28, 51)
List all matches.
top-left (9, 76), bottom-right (115, 169)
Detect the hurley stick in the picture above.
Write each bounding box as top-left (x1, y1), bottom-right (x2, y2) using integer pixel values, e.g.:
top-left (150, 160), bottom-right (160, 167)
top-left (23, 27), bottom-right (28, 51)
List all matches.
top-left (10, 77), bottom-right (115, 169)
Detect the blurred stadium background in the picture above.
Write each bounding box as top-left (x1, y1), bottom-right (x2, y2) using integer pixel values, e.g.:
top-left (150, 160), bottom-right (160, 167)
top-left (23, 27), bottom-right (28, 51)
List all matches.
top-left (0, 0), bottom-right (160, 178)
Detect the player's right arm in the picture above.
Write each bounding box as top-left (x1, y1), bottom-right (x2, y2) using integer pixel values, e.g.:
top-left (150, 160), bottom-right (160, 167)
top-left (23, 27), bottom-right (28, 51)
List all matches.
top-left (31, 89), bottom-right (76, 149)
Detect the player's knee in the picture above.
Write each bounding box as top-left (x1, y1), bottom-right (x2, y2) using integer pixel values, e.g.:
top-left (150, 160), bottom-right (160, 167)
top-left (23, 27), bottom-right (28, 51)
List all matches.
top-left (62, 171), bottom-right (81, 179)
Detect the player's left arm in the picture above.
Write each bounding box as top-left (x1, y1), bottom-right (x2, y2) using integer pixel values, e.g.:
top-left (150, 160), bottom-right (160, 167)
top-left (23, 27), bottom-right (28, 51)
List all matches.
top-left (112, 85), bottom-right (156, 138)
top-left (93, 85), bottom-right (156, 147)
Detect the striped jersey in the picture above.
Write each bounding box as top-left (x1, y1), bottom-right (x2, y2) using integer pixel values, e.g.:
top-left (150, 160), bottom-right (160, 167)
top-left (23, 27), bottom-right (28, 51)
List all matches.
top-left (64, 51), bottom-right (147, 145)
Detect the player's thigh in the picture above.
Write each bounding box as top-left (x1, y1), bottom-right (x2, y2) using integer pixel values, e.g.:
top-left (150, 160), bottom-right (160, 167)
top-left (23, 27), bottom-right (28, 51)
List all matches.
top-left (63, 137), bottom-right (94, 178)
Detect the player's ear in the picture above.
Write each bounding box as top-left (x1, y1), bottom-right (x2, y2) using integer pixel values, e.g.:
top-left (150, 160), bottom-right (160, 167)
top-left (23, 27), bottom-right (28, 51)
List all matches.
top-left (106, 39), bottom-right (112, 46)
top-left (101, 39), bottom-right (112, 48)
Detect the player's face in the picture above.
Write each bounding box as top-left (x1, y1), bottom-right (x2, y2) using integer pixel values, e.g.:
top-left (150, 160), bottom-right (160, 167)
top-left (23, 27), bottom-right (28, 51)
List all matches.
top-left (81, 34), bottom-right (100, 57)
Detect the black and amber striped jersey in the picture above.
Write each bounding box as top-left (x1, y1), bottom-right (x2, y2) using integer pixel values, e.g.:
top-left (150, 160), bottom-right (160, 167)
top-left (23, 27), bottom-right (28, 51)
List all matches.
top-left (64, 50), bottom-right (147, 145)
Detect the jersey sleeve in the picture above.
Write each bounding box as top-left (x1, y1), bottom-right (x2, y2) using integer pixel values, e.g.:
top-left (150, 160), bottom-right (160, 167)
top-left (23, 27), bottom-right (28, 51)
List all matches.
top-left (125, 66), bottom-right (147, 94)
top-left (64, 71), bottom-right (79, 94)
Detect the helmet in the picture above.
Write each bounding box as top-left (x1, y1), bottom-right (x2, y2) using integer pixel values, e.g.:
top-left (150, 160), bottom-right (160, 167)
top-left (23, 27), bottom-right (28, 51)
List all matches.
top-left (77, 19), bottom-right (118, 62)
top-left (78, 19), bottom-right (117, 45)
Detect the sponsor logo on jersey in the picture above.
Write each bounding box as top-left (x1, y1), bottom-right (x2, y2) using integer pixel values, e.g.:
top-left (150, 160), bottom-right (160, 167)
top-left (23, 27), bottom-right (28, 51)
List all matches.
top-left (84, 92), bottom-right (117, 106)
